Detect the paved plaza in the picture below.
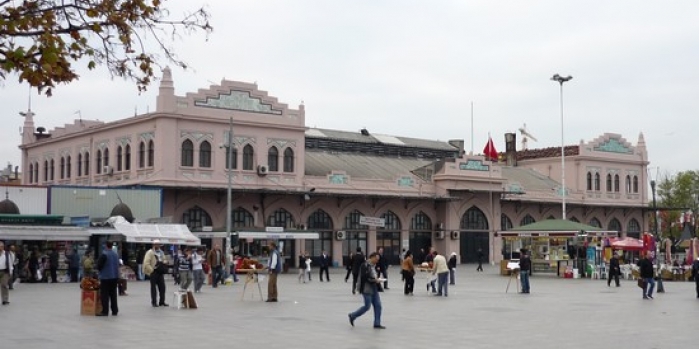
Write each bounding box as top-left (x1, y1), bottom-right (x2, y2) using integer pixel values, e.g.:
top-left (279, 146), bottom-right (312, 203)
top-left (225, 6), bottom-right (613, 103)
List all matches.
top-left (1, 265), bottom-right (697, 349)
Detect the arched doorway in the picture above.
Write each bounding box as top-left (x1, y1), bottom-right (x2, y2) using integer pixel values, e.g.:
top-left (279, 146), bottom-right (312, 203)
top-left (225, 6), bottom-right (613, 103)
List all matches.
top-left (342, 210), bottom-right (368, 258)
top-left (267, 208), bottom-right (296, 265)
top-left (377, 210), bottom-right (401, 265)
top-left (409, 212), bottom-right (432, 264)
top-left (459, 206), bottom-right (489, 263)
top-left (305, 209), bottom-right (333, 265)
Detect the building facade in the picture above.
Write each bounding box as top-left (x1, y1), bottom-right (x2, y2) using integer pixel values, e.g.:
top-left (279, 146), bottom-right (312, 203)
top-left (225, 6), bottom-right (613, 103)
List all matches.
top-left (17, 69), bottom-right (650, 266)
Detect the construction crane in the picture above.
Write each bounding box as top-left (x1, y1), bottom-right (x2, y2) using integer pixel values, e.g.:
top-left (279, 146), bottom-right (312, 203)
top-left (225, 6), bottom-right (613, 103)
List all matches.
top-left (518, 123), bottom-right (538, 150)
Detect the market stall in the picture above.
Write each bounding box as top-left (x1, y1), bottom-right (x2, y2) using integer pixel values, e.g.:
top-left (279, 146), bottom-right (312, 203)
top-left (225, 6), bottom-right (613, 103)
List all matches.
top-left (498, 219), bottom-right (617, 276)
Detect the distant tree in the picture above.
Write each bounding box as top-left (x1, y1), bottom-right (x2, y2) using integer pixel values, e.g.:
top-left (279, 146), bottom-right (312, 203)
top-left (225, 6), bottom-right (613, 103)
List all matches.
top-left (655, 170), bottom-right (699, 238)
top-left (0, 0), bottom-right (212, 96)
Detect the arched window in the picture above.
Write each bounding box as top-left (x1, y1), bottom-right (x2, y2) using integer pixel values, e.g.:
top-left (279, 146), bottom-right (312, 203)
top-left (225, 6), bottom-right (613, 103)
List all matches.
top-left (77, 154), bottom-right (82, 177)
top-left (410, 211), bottom-right (432, 231)
top-left (66, 156), bottom-right (71, 178)
top-left (520, 214), bottom-right (536, 227)
top-left (34, 161), bottom-right (39, 182)
top-left (225, 146), bottom-right (237, 170)
top-left (614, 174), bottom-right (620, 193)
top-left (103, 148), bottom-right (109, 168)
top-left (606, 174), bottom-right (612, 192)
top-left (267, 208), bottom-right (294, 228)
top-left (148, 140), bottom-right (154, 167)
top-left (627, 218), bottom-right (641, 238)
top-left (181, 206), bottom-right (212, 230)
top-left (379, 211), bottom-right (401, 231)
top-left (501, 214), bottom-right (513, 231)
top-left (139, 142), bottom-right (146, 168)
top-left (594, 173), bottom-right (600, 191)
top-left (199, 141), bottom-right (212, 168)
top-left (633, 175), bottom-right (639, 193)
top-left (609, 218), bottom-right (622, 232)
top-left (84, 152), bottom-right (90, 175)
top-left (60, 157), bottom-right (65, 179)
top-left (49, 159), bottom-right (54, 180)
top-left (117, 146), bottom-right (123, 171)
top-left (96, 150), bottom-right (102, 174)
top-left (181, 139), bottom-right (194, 167)
top-left (267, 146), bottom-right (279, 172)
top-left (243, 144), bottom-right (254, 171)
top-left (307, 209), bottom-right (333, 230)
top-left (625, 175), bottom-right (631, 193)
top-left (28, 163), bottom-right (33, 183)
top-left (232, 207), bottom-right (254, 228)
top-left (124, 144), bottom-right (131, 171)
top-left (586, 172), bottom-right (592, 191)
top-left (43, 160), bottom-right (48, 181)
top-left (589, 217), bottom-right (601, 228)
top-left (460, 206), bottom-right (489, 230)
top-left (283, 148), bottom-right (294, 172)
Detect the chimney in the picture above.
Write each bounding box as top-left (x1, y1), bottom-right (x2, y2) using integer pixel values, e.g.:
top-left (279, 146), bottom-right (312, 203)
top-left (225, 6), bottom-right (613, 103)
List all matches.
top-left (505, 132), bottom-right (517, 166)
top-left (448, 139), bottom-right (465, 157)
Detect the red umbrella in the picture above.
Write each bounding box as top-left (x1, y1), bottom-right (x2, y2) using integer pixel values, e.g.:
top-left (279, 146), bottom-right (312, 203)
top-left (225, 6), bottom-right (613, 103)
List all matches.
top-left (609, 237), bottom-right (644, 251)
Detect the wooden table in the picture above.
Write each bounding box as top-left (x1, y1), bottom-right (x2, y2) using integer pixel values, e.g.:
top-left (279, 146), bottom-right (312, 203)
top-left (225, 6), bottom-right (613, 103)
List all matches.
top-left (237, 268), bottom-right (265, 301)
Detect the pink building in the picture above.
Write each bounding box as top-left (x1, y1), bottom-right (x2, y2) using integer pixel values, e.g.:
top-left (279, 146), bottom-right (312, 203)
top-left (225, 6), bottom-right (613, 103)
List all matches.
top-left (18, 69), bottom-right (650, 267)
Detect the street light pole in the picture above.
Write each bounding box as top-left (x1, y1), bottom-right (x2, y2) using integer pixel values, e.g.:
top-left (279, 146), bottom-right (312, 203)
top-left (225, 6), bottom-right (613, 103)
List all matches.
top-left (650, 179), bottom-right (664, 292)
top-left (225, 117), bottom-right (234, 275)
top-left (551, 74), bottom-right (572, 219)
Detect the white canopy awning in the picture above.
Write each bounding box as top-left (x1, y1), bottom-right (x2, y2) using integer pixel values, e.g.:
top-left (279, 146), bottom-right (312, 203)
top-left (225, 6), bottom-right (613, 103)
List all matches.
top-left (90, 224), bottom-right (200, 245)
top-left (0, 225), bottom-right (91, 241)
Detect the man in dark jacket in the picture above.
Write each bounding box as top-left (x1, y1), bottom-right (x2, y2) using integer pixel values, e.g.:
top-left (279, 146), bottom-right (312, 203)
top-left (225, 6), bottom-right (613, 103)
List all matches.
top-left (607, 253), bottom-right (621, 287)
top-left (67, 248), bottom-right (80, 283)
top-left (319, 250), bottom-right (331, 282)
top-left (448, 252), bottom-right (457, 285)
top-left (351, 247), bottom-right (365, 295)
top-left (96, 242), bottom-right (120, 316)
top-left (519, 249), bottom-right (531, 294)
top-left (136, 246), bottom-right (146, 281)
top-left (691, 257), bottom-right (699, 298)
top-left (49, 249), bottom-right (59, 283)
top-left (376, 248), bottom-right (389, 290)
top-left (637, 254), bottom-right (655, 299)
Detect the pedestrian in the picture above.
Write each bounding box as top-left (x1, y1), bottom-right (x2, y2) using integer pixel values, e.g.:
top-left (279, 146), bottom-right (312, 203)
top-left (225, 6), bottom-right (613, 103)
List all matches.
top-left (416, 248), bottom-right (426, 265)
top-left (347, 252), bottom-right (386, 330)
top-left (136, 245), bottom-right (146, 281)
top-left (228, 250), bottom-right (239, 283)
top-left (27, 248), bottom-right (40, 283)
top-left (432, 250), bottom-right (449, 297)
top-left (401, 250), bottom-right (415, 295)
top-left (298, 253), bottom-right (307, 283)
top-left (519, 249), bottom-right (532, 294)
top-left (207, 244), bottom-right (225, 288)
top-left (48, 248), bottom-right (59, 283)
top-left (377, 247), bottom-right (389, 290)
top-left (117, 259), bottom-right (129, 296)
top-left (1, 241), bottom-right (16, 305)
top-left (192, 247), bottom-right (205, 293)
top-left (425, 247), bottom-right (436, 293)
top-left (476, 248), bottom-right (484, 272)
top-left (692, 256), bottom-right (699, 298)
top-left (351, 247), bottom-right (366, 295)
top-left (143, 240), bottom-right (169, 307)
top-left (319, 250), bottom-right (331, 282)
top-left (607, 252), bottom-right (621, 287)
top-left (305, 254), bottom-right (312, 282)
top-left (96, 241), bottom-right (119, 316)
top-left (637, 253), bottom-right (655, 300)
top-left (266, 241), bottom-right (281, 302)
top-left (178, 247), bottom-right (193, 291)
top-left (67, 248), bottom-right (80, 283)
top-left (347, 252), bottom-right (386, 329)
top-left (9, 245), bottom-right (20, 289)
top-left (448, 252), bottom-right (457, 285)
top-left (344, 252), bottom-right (353, 282)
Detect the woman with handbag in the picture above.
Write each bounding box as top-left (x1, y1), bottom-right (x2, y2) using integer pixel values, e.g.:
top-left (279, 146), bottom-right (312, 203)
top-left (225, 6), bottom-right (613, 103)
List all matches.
top-left (401, 250), bottom-right (415, 295)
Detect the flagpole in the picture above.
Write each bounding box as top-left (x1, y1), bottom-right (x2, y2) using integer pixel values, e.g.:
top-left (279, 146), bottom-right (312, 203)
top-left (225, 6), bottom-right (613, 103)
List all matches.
top-left (488, 132), bottom-right (494, 265)
top-left (470, 102), bottom-right (474, 155)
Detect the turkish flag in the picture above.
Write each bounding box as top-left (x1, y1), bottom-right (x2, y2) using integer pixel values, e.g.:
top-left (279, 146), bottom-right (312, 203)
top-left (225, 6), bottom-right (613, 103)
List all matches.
top-left (483, 136), bottom-right (498, 161)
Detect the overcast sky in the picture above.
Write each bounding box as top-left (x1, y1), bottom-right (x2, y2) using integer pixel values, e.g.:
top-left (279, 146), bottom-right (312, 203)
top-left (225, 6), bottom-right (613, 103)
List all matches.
top-left (1, 1), bottom-right (698, 180)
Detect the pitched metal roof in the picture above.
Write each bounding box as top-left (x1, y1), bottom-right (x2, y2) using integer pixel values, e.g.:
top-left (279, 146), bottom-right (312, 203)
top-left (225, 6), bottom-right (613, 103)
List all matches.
top-left (304, 150), bottom-right (434, 180)
top-left (305, 128), bottom-right (458, 151)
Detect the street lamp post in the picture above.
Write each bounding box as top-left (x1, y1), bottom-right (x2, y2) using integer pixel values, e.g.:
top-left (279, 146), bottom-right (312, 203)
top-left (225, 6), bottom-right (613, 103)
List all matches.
top-left (650, 180), bottom-right (664, 292)
top-left (551, 74), bottom-right (572, 219)
top-left (225, 117), bottom-right (234, 274)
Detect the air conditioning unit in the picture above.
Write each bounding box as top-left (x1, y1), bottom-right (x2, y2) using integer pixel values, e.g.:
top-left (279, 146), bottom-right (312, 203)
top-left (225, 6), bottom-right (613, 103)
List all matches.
top-left (335, 230), bottom-right (346, 241)
top-left (257, 165), bottom-right (268, 176)
top-left (450, 231), bottom-right (460, 240)
top-left (434, 231), bottom-right (445, 240)
top-left (103, 165), bottom-right (114, 175)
